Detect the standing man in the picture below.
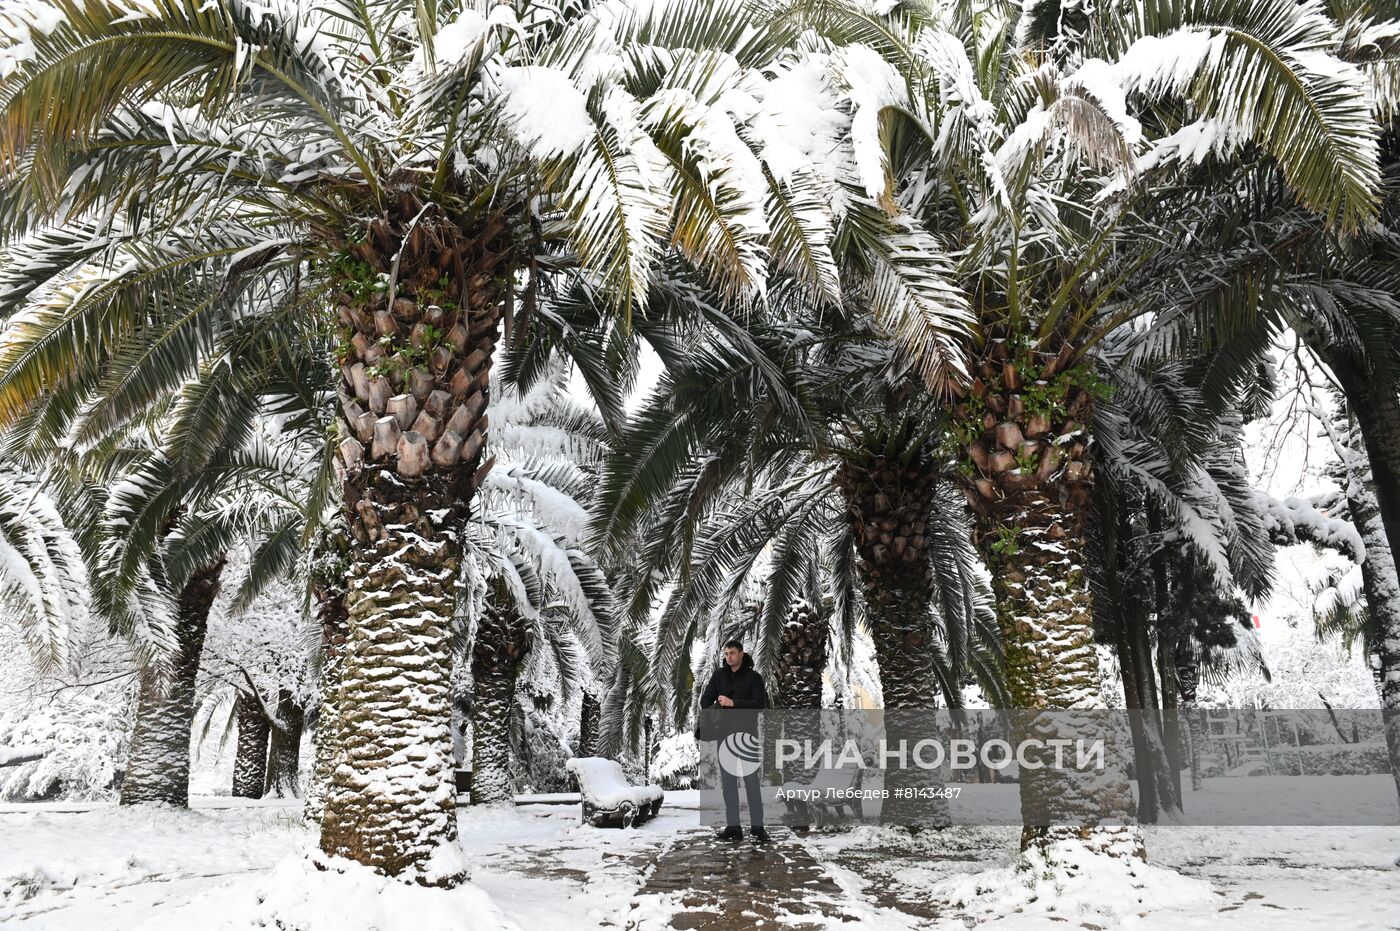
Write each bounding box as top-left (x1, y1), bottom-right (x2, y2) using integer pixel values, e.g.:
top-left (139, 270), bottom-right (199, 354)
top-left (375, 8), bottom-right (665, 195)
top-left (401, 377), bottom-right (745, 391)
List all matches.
top-left (700, 639), bottom-right (769, 842)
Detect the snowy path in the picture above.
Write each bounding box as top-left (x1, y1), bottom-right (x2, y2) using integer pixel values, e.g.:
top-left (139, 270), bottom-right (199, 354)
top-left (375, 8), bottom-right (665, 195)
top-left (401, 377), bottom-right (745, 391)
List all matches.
top-left (0, 795), bottom-right (1397, 929)
top-left (625, 827), bottom-right (876, 929)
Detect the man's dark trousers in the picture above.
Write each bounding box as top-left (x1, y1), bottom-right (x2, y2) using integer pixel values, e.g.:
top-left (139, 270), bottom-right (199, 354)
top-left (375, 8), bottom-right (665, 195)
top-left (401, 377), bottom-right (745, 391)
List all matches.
top-left (720, 764), bottom-right (765, 829)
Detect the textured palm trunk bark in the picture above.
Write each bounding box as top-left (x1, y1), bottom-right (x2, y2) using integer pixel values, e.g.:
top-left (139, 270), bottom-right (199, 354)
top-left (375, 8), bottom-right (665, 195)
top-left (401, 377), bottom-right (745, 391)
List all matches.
top-left (1131, 610), bottom-right (1181, 818)
top-left (957, 339), bottom-right (1140, 857)
top-left (319, 202), bottom-right (505, 885)
top-left (1109, 599), bottom-right (1159, 822)
top-left (982, 509), bottom-right (1141, 854)
top-left (1148, 511), bottom-right (1184, 811)
top-left (836, 452), bottom-right (949, 827)
top-left (265, 688), bottom-right (305, 798)
top-left (120, 561), bottom-right (225, 807)
top-left (772, 599), bottom-right (827, 711)
top-left (577, 691), bottom-right (601, 758)
top-left (1092, 500), bottom-right (1160, 820)
top-left (770, 600), bottom-right (828, 785)
top-left (1174, 642), bottom-right (1204, 792)
top-left (305, 578), bottom-right (348, 823)
top-left (470, 587), bottom-right (531, 805)
top-left (232, 691), bottom-right (270, 799)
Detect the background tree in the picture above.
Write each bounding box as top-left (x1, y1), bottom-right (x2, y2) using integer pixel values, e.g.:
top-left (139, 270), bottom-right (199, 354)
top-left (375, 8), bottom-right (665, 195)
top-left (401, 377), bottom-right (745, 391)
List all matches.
top-left (456, 364), bottom-right (611, 804)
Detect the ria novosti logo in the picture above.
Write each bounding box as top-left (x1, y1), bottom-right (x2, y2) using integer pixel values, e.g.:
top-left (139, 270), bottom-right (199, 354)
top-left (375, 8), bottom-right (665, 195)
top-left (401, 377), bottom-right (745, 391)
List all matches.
top-left (717, 731), bottom-right (763, 777)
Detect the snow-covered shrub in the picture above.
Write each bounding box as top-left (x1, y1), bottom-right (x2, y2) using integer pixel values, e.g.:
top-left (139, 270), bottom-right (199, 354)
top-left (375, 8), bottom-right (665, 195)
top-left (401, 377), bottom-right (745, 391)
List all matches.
top-left (1263, 741), bottom-right (1392, 776)
top-left (515, 700), bottom-right (574, 794)
top-left (0, 686), bottom-right (133, 800)
top-left (649, 732), bottom-right (698, 789)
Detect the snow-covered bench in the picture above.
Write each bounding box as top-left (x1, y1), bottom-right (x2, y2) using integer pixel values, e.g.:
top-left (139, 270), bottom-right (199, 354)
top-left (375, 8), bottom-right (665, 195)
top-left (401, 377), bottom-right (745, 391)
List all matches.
top-left (0, 744), bottom-right (47, 768)
top-left (780, 763), bottom-right (864, 828)
top-left (565, 757), bottom-right (663, 828)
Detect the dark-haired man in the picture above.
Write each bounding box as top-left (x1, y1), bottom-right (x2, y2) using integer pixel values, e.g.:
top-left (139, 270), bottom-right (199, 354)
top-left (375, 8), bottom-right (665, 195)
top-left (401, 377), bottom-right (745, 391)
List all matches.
top-left (700, 639), bottom-right (769, 842)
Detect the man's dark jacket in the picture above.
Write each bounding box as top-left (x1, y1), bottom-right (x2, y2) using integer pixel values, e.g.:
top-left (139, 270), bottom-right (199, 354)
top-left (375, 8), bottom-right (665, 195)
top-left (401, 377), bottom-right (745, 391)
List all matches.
top-left (698, 654), bottom-right (767, 740)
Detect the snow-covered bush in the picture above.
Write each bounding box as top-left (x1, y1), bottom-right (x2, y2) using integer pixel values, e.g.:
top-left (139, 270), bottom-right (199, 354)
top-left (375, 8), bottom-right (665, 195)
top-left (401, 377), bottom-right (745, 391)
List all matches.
top-left (1263, 741), bottom-right (1393, 776)
top-left (649, 732), bottom-right (698, 789)
top-left (0, 686), bottom-right (133, 800)
top-left (514, 697), bottom-right (575, 794)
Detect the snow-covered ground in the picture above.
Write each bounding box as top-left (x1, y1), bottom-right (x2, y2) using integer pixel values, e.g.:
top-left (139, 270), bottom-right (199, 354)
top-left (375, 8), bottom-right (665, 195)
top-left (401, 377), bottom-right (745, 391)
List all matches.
top-left (0, 797), bottom-right (688, 930)
top-left (1, 789), bottom-right (1396, 930)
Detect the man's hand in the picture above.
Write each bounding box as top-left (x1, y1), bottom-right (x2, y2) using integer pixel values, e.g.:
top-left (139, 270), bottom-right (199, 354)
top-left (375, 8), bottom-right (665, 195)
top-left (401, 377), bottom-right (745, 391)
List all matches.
top-left (717, 695), bottom-right (734, 708)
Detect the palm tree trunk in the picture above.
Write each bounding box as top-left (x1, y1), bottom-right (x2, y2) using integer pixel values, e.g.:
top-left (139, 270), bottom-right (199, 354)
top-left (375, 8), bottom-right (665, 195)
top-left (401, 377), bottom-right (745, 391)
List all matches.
top-left (1111, 601), bottom-right (1159, 822)
top-left (958, 345), bottom-right (1140, 857)
top-left (319, 202), bottom-right (505, 884)
top-left (1091, 494), bottom-right (1160, 821)
top-left (979, 505), bottom-right (1140, 854)
top-left (470, 585), bottom-right (531, 805)
top-left (577, 690), bottom-right (601, 758)
top-left (1174, 641), bottom-right (1204, 791)
top-left (232, 691), bottom-right (270, 799)
top-left (1327, 354), bottom-right (1400, 562)
top-left (265, 688), bottom-right (305, 798)
top-left (1340, 460), bottom-right (1400, 807)
top-left (305, 580), bottom-right (348, 822)
top-left (772, 599), bottom-right (827, 711)
top-left (120, 560), bottom-right (225, 807)
top-left (1148, 509), bottom-right (1184, 812)
top-left (836, 451), bottom-right (949, 827)
top-left (770, 599), bottom-right (828, 785)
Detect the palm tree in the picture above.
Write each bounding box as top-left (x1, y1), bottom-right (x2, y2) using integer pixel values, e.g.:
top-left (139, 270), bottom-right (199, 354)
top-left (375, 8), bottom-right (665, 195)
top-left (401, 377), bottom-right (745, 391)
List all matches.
top-left (103, 423), bottom-right (320, 806)
top-left (592, 293), bottom-right (1002, 823)
top-left (780, 0), bottom-right (1381, 856)
top-left (231, 690), bottom-right (271, 799)
top-left (1115, 0), bottom-right (1400, 803)
top-left (303, 523), bottom-right (350, 822)
top-left (0, 0), bottom-right (866, 880)
top-left (771, 598), bottom-right (828, 712)
top-left (0, 218), bottom-right (330, 808)
top-left (459, 370), bottom-right (612, 804)
top-left (597, 303), bottom-right (995, 696)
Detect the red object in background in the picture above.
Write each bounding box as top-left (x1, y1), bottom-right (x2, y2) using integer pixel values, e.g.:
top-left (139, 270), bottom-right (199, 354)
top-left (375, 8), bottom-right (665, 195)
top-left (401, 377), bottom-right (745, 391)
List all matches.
top-left (1252, 614), bottom-right (1261, 628)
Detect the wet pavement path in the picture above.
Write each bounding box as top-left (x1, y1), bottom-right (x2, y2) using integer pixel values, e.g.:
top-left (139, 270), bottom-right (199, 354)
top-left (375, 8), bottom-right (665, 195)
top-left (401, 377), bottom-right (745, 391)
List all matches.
top-left (628, 828), bottom-right (868, 930)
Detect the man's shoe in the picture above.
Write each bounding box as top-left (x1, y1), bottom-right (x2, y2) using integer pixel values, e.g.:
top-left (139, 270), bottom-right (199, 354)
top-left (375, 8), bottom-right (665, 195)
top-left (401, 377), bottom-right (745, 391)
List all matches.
top-left (751, 826), bottom-right (771, 844)
top-left (716, 826), bottom-right (743, 841)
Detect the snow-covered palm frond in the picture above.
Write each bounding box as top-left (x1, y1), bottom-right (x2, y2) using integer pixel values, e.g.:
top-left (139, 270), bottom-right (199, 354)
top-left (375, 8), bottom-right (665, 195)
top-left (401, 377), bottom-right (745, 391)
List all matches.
top-left (912, 27), bottom-right (1011, 210)
top-left (1307, 547), bottom-right (1371, 652)
top-left (597, 622), bottom-right (658, 755)
top-left (0, 0), bottom-right (369, 196)
top-left (0, 221), bottom-right (273, 429)
top-left (845, 207), bottom-right (973, 393)
top-left (1115, 0), bottom-right (1380, 232)
top-left (92, 410), bottom-right (317, 640)
top-left (482, 463), bottom-right (592, 544)
top-left (190, 686), bottom-right (238, 762)
top-left (763, 167), bottom-right (842, 306)
top-left (650, 480), bottom-right (804, 680)
top-left (0, 469), bottom-right (88, 674)
top-left (828, 42), bottom-right (907, 204)
top-left (644, 82), bottom-right (772, 302)
top-left (476, 515), bottom-right (611, 664)
top-left (1333, 2), bottom-right (1400, 121)
top-left (529, 78), bottom-right (673, 316)
top-left (1095, 350), bottom-right (1276, 599)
